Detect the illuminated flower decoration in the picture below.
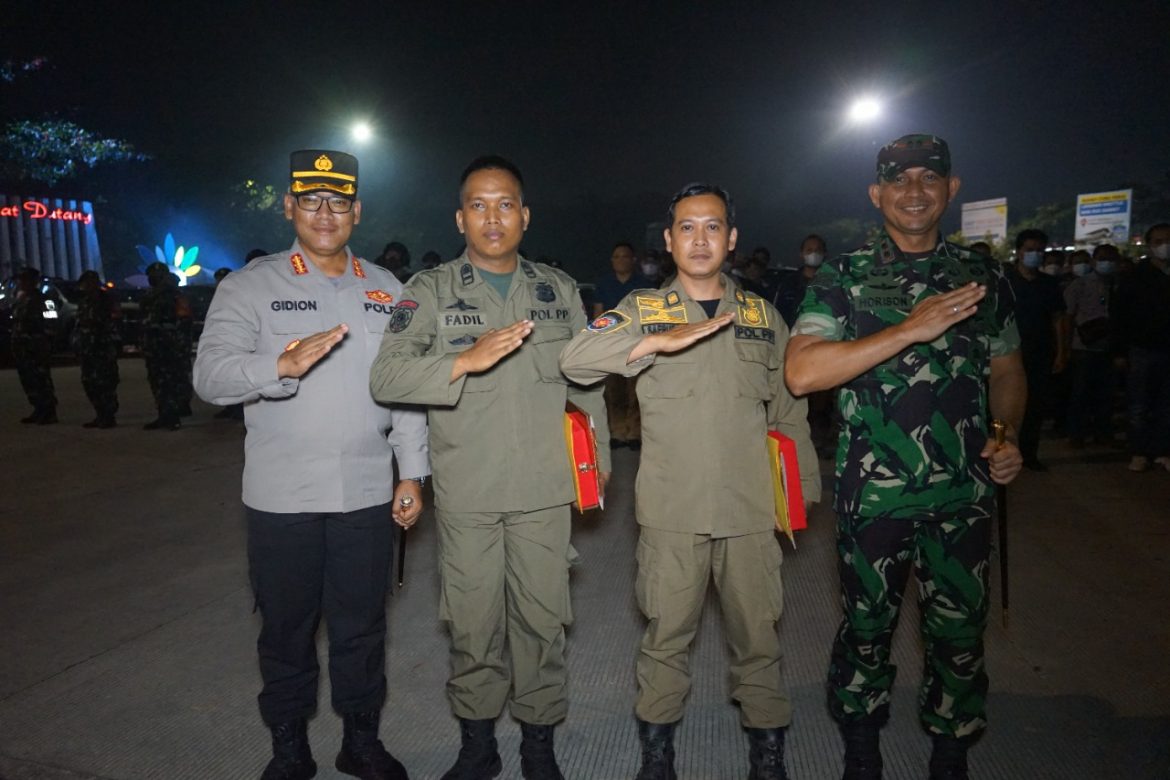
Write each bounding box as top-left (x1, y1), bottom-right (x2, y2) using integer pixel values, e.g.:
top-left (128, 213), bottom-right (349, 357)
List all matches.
top-left (136, 233), bottom-right (201, 286)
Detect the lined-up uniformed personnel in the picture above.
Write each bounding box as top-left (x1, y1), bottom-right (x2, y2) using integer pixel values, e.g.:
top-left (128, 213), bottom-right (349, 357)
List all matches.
top-left (786, 134), bottom-right (1025, 780)
top-left (11, 267), bottom-right (58, 424)
top-left (194, 149), bottom-right (429, 780)
top-left (75, 270), bottom-right (121, 428)
top-left (369, 155), bottom-right (609, 780)
top-left (141, 261), bottom-right (193, 430)
top-left (560, 183), bottom-right (821, 780)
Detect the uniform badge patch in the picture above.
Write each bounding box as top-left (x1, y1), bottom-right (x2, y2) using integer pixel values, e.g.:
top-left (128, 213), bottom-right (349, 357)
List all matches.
top-left (366, 290), bottom-right (394, 304)
top-left (460, 264), bottom-right (475, 286)
top-left (352, 258), bottom-right (366, 278)
top-left (290, 253), bottom-right (309, 276)
top-left (388, 300), bottom-right (419, 333)
top-left (534, 282), bottom-right (556, 303)
top-left (665, 291), bottom-right (681, 307)
top-left (284, 339), bottom-right (302, 352)
top-left (445, 298), bottom-right (479, 310)
top-left (734, 289), bottom-right (747, 304)
top-left (587, 310), bottom-right (631, 333)
top-left (738, 297), bottom-right (768, 328)
top-left (448, 334), bottom-right (477, 346)
top-left (636, 295), bottom-right (688, 325)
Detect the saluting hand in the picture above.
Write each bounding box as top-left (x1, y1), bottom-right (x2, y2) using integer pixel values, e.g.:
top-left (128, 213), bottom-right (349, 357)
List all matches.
top-left (628, 312), bottom-right (735, 363)
top-left (897, 282), bottom-right (987, 345)
top-left (451, 319), bottom-right (534, 381)
top-left (277, 324), bottom-right (349, 378)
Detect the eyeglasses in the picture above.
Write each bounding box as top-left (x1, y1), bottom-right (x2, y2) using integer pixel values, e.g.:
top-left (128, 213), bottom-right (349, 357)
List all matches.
top-left (295, 193), bottom-right (354, 214)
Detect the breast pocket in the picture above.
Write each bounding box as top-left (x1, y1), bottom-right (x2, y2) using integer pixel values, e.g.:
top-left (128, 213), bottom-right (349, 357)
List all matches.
top-left (267, 310), bottom-right (324, 349)
top-left (734, 341), bottom-right (776, 400)
top-left (638, 356), bottom-right (696, 399)
top-left (529, 324), bottom-right (573, 384)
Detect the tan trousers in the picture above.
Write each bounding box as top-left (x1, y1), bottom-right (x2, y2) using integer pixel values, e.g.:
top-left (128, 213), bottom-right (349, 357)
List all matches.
top-left (436, 504), bottom-right (573, 724)
top-left (634, 527), bottom-right (789, 728)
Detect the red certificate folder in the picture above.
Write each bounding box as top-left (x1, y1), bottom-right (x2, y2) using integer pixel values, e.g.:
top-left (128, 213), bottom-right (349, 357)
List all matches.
top-left (767, 430), bottom-right (807, 543)
top-left (564, 402), bottom-right (603, 511)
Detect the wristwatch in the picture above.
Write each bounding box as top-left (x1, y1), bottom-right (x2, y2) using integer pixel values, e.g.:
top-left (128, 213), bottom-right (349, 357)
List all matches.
top-left (408, 476), bottom-right (427, 488)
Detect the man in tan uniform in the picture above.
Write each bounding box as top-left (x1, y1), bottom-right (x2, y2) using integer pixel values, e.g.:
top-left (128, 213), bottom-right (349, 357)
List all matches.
top-left (369, 156), bottom-right (609, 780)
top-left (560, 183), bottom-right (820, 780)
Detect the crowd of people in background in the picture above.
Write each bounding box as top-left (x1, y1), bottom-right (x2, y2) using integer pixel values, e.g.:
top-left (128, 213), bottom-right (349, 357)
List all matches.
top-left (6, 222), bottom-right (1170, 474)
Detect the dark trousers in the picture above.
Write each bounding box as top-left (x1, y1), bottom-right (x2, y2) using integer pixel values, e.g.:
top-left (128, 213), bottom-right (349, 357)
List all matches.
top-left (1020, 353), bottom-right (1052, 462)
top-left (246, 503), bottom-right (394, 726)
top-left (1126, 347), bottom-right (1170, 457)
top-left (1068, 350), bottom-right (1115, 442)
top-left (827, 507), bottom-right (992, 739)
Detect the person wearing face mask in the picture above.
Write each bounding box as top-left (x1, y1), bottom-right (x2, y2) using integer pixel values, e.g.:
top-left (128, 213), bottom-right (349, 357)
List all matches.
top-left (772, 234), bottom-right (828, 329)
top-left (1041, 249), bottom-right (1065, 278)
top-left (1068, 250), bottom-right (1092, 280)
top-left (1063, 243), bottom-right (1121, 447)
top-left (1006, 229), bottom-right (1068, 470)
top-left (640, 250), bottom-right (665, 286)
top-left (1112, 223), bottom-right (1170, 471)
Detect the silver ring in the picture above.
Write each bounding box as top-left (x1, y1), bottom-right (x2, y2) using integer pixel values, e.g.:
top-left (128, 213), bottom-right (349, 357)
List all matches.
top-left (399, 496), bottom-right (414, 507)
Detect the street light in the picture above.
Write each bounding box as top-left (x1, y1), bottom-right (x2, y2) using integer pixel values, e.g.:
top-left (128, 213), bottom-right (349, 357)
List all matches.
top-left (847, 97), bottom-right (882, 124)
top-left (351, 121), bottom-right (373, 144)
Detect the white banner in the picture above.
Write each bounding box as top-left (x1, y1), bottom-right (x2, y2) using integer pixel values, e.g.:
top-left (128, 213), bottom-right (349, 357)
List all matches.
top-left (1075, 189), bottom-right (1132, 248)
top-left (961, 197), bottom-right (1008, 245)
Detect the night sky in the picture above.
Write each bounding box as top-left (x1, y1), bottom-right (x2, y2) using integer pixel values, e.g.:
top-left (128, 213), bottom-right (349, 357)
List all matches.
top-left (5, 1), bottom-right (1169, 279)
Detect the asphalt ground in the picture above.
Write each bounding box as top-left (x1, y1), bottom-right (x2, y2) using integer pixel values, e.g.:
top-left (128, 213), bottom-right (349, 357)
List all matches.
top-left (1, 359), bottom-right (1168, 779)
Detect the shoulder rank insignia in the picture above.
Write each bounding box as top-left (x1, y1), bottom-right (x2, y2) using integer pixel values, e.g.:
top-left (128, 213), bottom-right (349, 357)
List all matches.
top-left (352, 258), bottom-right (366, 278)
top-left (587, 310), bottom-right (631, 334)
top-left (734, 288), bottom-right (746, 304)
top-left (460, 263), bottom-right (475, 286)
top-left (636, 295), bottom-right (688, 326)
top-left (388, 300), bottom-right (419, 333)
top-left (521, 261), bottom-right (537, 278)
top-left (534, 282), bottom-right (556, 303)
top-left (366, 289), bottom-right (394, 304)
top-left (738, 296), bottom-right (768, 327)
top-left (290, 253), bottom-right (309, 276)
top-left (665, 291), bottom-right (681, 307)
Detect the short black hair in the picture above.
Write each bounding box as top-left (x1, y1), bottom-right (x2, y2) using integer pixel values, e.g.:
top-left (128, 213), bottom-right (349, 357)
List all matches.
top-left (245, 248), bottom-right (268, 263)
top-left (1145, 222), bottom-right (1170, 244)
top-left (1015, 228), bottom-right (1048, 251)
top-left (666, 183), bottom-right (735, 228)
top-left (612, 241), bottom-right (636, 254)
top-left (460, 155), bottom-right (524, 200)
top-left (800, 234), bottom-right (826, 250)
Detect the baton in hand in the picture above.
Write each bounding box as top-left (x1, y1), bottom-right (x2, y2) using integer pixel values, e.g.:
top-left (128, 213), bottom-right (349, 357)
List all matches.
top-left (992, 420), bottom-right (1009, 628)
top-left (397, 496), bottom-right (412, 589)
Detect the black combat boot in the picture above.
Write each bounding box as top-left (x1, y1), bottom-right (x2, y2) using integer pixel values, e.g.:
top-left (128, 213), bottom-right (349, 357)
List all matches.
top-left (635, 719), bottom-right (678, 780)
top-left (746, 727), bottom-right (788, 780)
top-left (335, 710), bottom-right (409, 780)
top-left (441, 718), bottom-right (502, 780)
top-left (519, 722), bottom-right (564, 780)
top-left (260, 719), bottom-right (316, 780)
top-left (143, 415), bottom-right (180, 430)
top-left (83, 417), bottom-right (103, 428)
top-left (36, 406), bottom-right (57, 425)
top-left (840, 722), bottom-right (882, 780)
top-left (928, 734), bottom-right (970, 780)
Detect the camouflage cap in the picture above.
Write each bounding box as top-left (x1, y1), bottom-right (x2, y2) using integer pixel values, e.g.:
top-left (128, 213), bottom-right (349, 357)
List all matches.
top-left (876, 134), bottom-right (951, 181)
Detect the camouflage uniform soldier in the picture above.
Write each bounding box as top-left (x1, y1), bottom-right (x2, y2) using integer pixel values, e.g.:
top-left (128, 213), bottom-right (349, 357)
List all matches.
top-left (12, 267), bottom-right (57, 425)
top-left (786, 135), bottom-right (1026, 780)
top-left (76, 270), bottom-right (121, 428)
top-left (141, 261), bottom-right (193, 430)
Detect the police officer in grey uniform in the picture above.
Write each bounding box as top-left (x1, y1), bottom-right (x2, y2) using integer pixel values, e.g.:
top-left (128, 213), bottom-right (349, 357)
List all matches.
top-left (560, 183), bottom-right (820, 780)
top-left (194, 150), bottom-right (429, 780)
top-left (369, 156), bottom-right (609, 780)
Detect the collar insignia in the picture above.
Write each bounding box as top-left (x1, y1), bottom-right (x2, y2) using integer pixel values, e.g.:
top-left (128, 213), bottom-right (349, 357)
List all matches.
top-left (290, 253), bottom-right (309, 276)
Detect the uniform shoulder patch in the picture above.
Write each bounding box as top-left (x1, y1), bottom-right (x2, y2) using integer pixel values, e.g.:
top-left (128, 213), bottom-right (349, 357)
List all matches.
top-left (534, 282), bottom-right (556, 302)
top-left (388, 300), bottom-right (419, 333)
top-left (587, 310), bottom-right (631, 333)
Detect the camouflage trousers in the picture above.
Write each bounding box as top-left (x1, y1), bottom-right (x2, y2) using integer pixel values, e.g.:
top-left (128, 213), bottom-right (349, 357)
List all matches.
top-left (80, 345), bottom-right (120, 419)
top-left (144, 346), bottom-right (191, 419)
top-left (827, 506), bottom-right (992, 739)
top-left (13, 338), bottom-right (57, 412)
